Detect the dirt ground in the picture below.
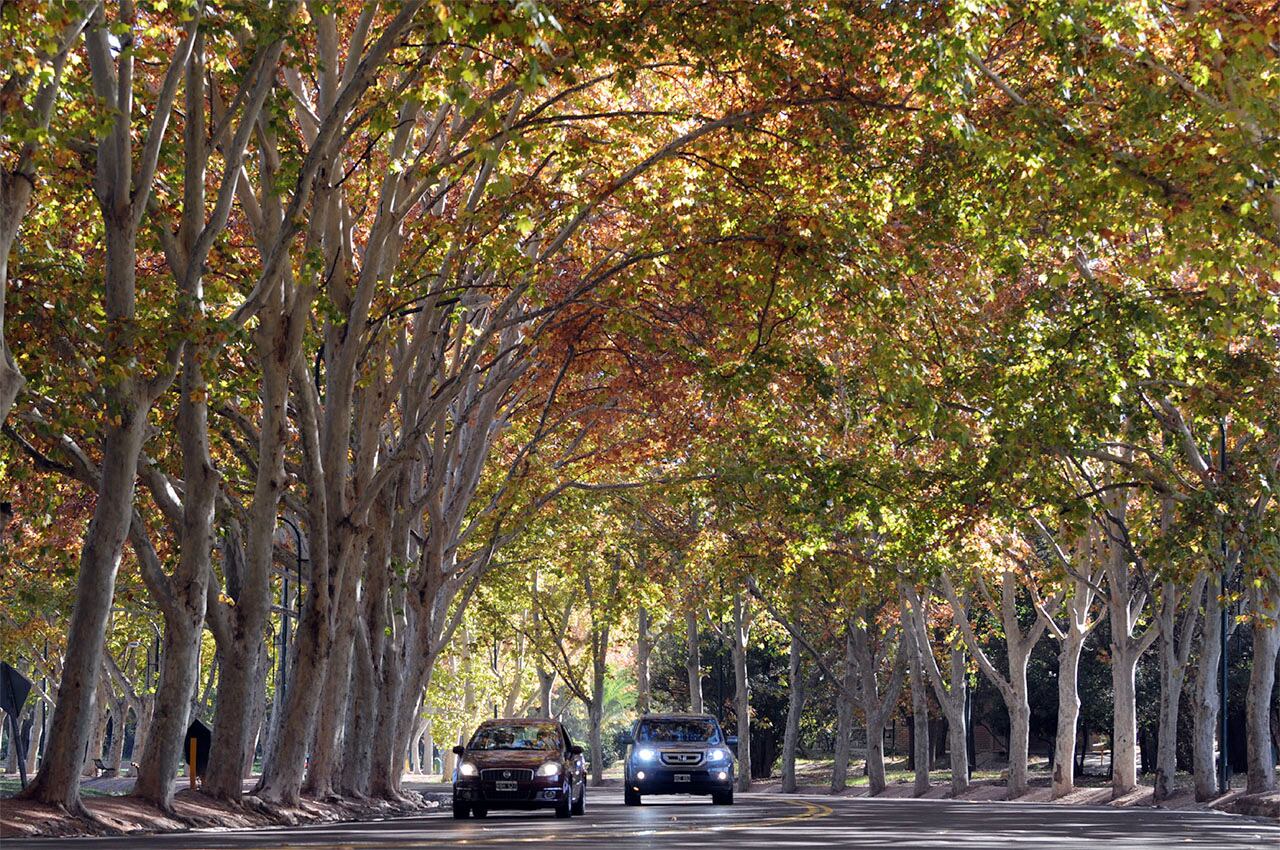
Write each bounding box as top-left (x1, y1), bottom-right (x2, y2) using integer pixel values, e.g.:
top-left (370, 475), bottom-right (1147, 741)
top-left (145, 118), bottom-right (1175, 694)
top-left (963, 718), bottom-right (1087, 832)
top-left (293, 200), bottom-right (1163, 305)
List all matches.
top-left (0, 777), bottom-right (447, 840)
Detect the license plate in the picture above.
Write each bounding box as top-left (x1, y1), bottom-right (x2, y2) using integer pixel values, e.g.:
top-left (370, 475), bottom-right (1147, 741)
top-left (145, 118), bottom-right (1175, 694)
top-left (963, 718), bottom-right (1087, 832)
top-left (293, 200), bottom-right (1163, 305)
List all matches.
top-left (495, 781), bottom-right (518, 791)
top-left (674, 774), bottom-right (691, 783)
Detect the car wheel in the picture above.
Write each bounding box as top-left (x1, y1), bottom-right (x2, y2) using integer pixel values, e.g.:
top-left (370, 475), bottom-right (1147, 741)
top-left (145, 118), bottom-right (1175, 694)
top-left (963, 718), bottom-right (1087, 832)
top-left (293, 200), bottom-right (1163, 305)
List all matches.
top-left (712, 789), bottom-right (733, 805)
top-left (472, 805), bottom-right (488, 818)
top-left (572, 782), bottom-right (585, 816)
top-left (624, 787), bottom-right (641, 806)
top-left (452, 801), bottom-right (470, 819)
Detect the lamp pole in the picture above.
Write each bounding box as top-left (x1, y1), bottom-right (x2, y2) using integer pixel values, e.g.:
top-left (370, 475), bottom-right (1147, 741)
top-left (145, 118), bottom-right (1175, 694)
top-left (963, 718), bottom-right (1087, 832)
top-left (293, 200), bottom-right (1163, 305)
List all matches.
top-left (1218, 419), bottom-right (1231, 794)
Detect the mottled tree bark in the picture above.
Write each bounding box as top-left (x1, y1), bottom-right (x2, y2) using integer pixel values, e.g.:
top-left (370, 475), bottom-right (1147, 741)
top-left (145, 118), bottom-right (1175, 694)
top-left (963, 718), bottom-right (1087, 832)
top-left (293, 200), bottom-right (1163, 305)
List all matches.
top-left (830, 627), bottom-right (856, 794)
top-left (780, 633), bottom-right (805, 792)
top-left (686, 608), bottom-right (703, 714)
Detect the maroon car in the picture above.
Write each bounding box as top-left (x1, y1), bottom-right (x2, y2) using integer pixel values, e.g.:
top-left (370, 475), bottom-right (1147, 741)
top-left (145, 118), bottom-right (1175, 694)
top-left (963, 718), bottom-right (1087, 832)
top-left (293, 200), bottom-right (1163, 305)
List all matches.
top-left (452, 718), bottom-right (587, 819)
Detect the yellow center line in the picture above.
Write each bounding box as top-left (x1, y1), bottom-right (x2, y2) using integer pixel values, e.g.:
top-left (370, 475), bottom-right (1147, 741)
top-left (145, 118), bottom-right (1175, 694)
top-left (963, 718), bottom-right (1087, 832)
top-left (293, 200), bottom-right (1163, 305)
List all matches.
top-left (212, 798), bottom-right (834, 850)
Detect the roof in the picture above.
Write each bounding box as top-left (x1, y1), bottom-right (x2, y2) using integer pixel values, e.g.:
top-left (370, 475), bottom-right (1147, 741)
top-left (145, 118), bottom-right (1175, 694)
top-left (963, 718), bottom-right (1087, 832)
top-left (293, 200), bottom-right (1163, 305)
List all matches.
top-left (637, 713), bottom-right (719, 722)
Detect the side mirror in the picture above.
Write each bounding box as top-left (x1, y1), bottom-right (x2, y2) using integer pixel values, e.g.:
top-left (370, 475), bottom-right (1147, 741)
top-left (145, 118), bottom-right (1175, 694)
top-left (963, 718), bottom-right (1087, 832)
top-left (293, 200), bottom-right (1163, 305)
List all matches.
top-left (725, 736), bottom-right (738, 748)
top-left (452, 745), bottom-right (466, 756)
top-left (619, 734), bottom-right (634, 746)
top-left (569, 745), bottom-right (584, 756)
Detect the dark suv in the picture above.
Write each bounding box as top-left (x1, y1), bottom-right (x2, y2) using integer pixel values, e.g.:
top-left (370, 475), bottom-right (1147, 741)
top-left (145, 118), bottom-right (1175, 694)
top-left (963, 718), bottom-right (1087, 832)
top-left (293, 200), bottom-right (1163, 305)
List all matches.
top-left (622, 713), bottom-right (736, 805)
top-left (451, 718), bottom-right (587, 818)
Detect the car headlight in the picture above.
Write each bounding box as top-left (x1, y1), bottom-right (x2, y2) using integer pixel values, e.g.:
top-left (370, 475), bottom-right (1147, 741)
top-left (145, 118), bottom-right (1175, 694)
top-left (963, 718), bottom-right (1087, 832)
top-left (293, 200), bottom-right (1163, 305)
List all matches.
top-left (536, 761), bottom-right (561, 777)
top-left (458, 761), bottom-right (478, 777)
top-left (706, 748), bottom-right (728, 763)
top-left (636, 747), bottom-right (656, 762)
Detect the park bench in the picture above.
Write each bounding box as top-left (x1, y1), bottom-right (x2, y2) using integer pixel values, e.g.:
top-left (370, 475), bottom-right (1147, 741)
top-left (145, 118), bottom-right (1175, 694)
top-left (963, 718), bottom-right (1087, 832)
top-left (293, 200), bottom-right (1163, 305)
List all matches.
top-left (92, 758), bottom-right (118, 777)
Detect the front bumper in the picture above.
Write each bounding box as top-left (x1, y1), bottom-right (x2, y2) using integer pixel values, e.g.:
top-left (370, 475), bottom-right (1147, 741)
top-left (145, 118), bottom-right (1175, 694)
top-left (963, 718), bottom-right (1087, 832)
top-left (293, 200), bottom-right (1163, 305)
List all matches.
top-left (454, 778), bottom-right (569, 808)
top-left (628, 764), bottom-right (733, 795)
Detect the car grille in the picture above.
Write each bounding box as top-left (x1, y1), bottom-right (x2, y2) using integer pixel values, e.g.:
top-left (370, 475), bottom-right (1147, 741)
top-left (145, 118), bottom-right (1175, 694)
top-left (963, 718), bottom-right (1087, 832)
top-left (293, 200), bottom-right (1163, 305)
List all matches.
top-left (481, 768), bottom-right (534, 782)
top-left (660, 751), bottom-right (703, 766)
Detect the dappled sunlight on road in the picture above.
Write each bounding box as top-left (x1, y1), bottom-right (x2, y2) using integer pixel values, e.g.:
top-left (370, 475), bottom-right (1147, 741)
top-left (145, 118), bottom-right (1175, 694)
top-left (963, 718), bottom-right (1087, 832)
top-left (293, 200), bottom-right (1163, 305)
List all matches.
top-left (1, 794), bottom-right (1276, 849)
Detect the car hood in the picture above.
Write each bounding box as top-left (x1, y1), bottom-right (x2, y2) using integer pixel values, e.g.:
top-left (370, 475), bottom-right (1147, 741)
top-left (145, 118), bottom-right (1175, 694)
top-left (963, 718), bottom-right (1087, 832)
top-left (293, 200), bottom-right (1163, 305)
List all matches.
top-left (463, 750), bottom-right (561, 769)
top-left (641, 742), bottom-right (721, 751)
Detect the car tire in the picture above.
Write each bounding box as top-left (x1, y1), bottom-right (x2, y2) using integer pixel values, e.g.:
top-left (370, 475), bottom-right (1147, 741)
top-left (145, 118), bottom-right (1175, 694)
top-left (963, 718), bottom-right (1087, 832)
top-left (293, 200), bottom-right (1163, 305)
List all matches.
top-left (555, 792), bottom-right (572, 818)
top-left (452, 802), bottom-right (470, 819)
top-left (624, 787), bottom-right (641, 806)
top-left (472, 805), bottom-right (488, 818)
top-left (712, 790), bottom-right (733, 805)
top-left (572, 783), bottom-right (585, 816)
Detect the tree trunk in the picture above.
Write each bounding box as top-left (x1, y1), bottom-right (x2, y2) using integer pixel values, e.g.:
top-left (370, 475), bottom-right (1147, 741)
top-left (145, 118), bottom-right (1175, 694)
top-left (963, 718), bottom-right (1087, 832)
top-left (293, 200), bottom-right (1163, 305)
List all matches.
top-left (830, 628), bottom-right (855, 794)
top-left (1052, 632), bottom-right (1085, 798)
top-left (1111, 647), bottom-right (1141, 795)
top-left (1006, 682), bottom-right (1032, 799)
top-left (940, 573), bottom-right (1043, 800)
top-left (422, 718), bottom-right (434, 776)
top-left (0, 174), bottom-right (34, 424)
top-left (1152, 574), bottom-right (1205, 802)
top-left (343, 621), bottom-right (378, 795)
top-left (206, 300), bottom-right (294, 801)
top-left (367, 641), bottom-right (407, 798)
top-left (22, 400), bottom-right (147, 810)
top-left (25, 705), bottom-right (44, 777)
top-left (129, 697), bottom-right (151, 778)
top-left (904, 609), bottom-right (930, 797)
top-left (851, 611), bottom-right (906, 797)
top-left (243, 653), bottom-right (270, 779)
top-left (83, 695), bottom-right (109, 777)
top-left (537, 668), bottom-right (555, 717)
top-left (304, 563), bottom-right (360, 798)
top-left (780, 633), bottom-right (804, 792)
top-left (903, 586), bottom-right (969, 796)
top-left (945, 678), bottom-right (969, 796)
top-left (1193, 585), bottom-right (1224, 801)
top-left (686, 608), bottom-right (703, 714)
top-left (731, 593), bottom-right (751, 792)
top-left (133, 616), bottom-right (199, 808)
top-left (344, 520), bottom-right (392, 796)
top-left (1245, 600), bottom-right (1279, 793)
top-left (587, 699), bottom-right (605, 787)
top-left (865, 716), bottom-right (887, 795)
top-left (106, 703), bottom-right (126, 774)
top-left (258, 584), bottom-right (330, 805)
top-left (636, 607), bottom-right (652, 716)
top-left (206, 634), bottom-right (264, 801)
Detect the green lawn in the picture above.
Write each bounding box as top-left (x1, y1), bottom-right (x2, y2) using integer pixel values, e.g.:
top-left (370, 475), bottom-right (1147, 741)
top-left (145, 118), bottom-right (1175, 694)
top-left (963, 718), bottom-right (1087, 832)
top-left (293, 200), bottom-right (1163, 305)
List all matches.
top-left (0, 774), bottom-right (129, 798)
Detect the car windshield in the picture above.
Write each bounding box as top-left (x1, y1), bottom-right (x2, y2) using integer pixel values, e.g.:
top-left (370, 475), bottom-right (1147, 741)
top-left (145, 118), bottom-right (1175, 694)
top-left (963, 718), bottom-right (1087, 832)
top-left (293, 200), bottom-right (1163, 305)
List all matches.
top-left (636, 718), bottom-right (721, 744)
top-left (468, 723), bottom-right (561, 751)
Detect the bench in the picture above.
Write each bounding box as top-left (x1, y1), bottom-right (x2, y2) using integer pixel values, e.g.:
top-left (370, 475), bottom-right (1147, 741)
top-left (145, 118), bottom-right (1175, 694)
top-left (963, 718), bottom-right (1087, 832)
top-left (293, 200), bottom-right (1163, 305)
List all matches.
top-left (93, 758), bottom-right (118, 777)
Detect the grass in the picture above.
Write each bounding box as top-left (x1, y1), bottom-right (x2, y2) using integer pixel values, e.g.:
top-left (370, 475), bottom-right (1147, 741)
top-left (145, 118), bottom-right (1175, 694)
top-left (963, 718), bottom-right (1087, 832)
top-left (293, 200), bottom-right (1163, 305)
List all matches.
top-left (0, 774), bottom-right (131, 798)
top-left (789, 756), bottom-right (1239, 792)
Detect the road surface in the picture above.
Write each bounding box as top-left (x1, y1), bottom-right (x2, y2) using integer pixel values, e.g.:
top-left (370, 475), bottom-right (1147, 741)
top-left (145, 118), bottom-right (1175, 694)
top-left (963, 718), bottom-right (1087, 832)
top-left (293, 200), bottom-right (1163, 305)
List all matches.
top-left (3, 793), bottom-right (1277, 849)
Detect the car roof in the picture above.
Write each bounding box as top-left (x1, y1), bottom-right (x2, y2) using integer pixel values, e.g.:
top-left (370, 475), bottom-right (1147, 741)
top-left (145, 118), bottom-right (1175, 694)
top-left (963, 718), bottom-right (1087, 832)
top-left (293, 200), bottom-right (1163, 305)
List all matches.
top-left (637, 713), bottom-right (719, 722)
top-left (478, 717), bottom-right (559, 725)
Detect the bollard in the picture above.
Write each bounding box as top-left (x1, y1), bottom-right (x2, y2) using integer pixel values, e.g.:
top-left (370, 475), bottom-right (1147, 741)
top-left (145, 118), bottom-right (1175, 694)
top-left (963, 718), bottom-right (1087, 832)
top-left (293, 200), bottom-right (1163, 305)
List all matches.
top-left (189, 737), bottom-right (197, 789)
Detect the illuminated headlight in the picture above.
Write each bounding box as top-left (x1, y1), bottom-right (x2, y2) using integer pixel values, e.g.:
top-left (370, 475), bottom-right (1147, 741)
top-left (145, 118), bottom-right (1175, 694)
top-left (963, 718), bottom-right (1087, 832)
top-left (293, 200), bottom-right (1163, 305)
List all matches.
top-left (536, 761), bottom-right (561, 777)
top-left (706, 748), bottom-right (728, 763)
top-left (636, 747), bottom-right (657, 762)
top-left (458, 761), bottom-right (478, 777)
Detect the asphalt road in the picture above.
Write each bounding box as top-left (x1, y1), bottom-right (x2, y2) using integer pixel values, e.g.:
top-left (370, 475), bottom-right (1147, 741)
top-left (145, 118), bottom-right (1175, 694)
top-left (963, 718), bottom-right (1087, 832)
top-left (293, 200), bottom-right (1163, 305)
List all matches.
top-left (3, 793), bottom-right (1278, 850)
